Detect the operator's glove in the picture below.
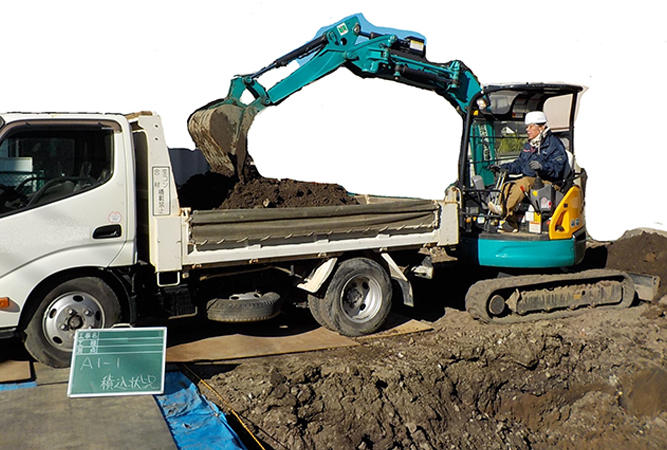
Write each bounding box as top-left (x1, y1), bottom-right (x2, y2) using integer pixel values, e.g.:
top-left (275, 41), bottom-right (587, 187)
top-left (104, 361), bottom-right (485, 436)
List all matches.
top-left (489, 164), bottom-right (502, 173)
top-left (529, 160), bottom-right (542, 171)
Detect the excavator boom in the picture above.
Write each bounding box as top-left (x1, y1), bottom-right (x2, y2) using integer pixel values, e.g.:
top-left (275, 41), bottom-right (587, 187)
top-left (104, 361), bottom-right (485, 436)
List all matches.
top-left (188, 15), bottom-right (483, 179)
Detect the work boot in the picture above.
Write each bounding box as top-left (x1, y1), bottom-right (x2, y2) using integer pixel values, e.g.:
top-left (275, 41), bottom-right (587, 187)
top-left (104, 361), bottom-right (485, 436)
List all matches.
top-left (501, 221), bottom-right (518, 233)
top-left (488, 202), bottom-right (503, 215)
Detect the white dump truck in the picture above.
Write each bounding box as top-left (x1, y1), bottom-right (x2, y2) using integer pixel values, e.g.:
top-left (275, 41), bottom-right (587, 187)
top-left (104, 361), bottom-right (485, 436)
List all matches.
top-left (0, 111), bottom-right (454, 367)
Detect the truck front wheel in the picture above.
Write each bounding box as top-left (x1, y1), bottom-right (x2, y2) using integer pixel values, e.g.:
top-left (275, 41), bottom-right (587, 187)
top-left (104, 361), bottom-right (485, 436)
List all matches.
top-left (24, 277), bottom-right (121, 368)
top-left (320, 258), bottom-right (392, 337)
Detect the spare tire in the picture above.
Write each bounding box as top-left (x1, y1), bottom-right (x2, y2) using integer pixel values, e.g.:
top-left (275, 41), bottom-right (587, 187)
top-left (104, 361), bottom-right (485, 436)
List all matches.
top-left (206, 292), bottom-right (282, 322)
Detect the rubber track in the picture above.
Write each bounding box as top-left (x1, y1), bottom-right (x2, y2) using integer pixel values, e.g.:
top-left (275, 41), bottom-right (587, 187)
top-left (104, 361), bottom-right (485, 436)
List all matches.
top-left (465, 269), bottom-right (636, 324)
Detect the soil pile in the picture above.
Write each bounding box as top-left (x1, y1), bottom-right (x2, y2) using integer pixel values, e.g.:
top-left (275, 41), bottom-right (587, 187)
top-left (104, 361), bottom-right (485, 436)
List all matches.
top-left (197, 306), bottom-right (667, 450)
top-left (177, 171), bottom-right (236, 211)
top-left (187, 230), bottom-right (667, 450)
top-left (178, 166), bottom-right (357, 210)
top-left (606, 229), bottom-right (667, 298)
top-left (219, 177), bottom-right (358, 209)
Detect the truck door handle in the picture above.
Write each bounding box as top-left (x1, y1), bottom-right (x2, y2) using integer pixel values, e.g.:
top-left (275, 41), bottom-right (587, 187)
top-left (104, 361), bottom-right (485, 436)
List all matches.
top-left (93, 224), bottom-right (122, 239)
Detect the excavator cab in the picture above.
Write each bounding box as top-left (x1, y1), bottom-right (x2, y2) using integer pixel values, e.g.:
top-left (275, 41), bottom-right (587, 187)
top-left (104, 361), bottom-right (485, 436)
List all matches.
top-left (454, 83), bottom-right (588, 268)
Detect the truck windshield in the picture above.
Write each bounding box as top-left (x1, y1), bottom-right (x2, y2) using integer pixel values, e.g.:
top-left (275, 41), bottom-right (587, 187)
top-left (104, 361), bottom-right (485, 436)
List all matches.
top-left (0, 125), bottom-right (113, 215)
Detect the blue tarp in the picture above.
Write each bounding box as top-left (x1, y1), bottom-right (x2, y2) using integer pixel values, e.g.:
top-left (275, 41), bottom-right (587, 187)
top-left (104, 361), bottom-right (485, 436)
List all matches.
top-left (154, 371), bottom-right (247, 450)
top-left (0, 381), bottom-right (37, 391)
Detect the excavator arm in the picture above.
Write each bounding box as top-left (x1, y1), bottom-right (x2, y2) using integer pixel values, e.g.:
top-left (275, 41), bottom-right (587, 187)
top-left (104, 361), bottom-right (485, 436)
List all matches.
top-left (188, 15), bottom-right (483, 179)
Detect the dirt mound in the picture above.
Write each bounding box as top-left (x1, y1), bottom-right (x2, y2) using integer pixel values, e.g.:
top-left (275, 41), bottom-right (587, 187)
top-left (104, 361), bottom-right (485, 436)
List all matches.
top-left (194, 305), bottom-right (667, 450)
top-left (219, 177), bottom-right (358, 209)
top-left (606, 229), bottom-right (667, 298)
top-left (177, 171), bottom-right (237, 211)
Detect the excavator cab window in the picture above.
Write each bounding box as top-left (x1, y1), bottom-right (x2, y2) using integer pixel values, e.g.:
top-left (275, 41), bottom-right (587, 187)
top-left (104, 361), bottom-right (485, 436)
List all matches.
top-left (460, 84), bottom-right (584, 236)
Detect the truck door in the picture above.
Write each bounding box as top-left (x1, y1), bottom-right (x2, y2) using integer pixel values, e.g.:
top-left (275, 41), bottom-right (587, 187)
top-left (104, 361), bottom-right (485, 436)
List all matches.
top-left (0, 118), bottom-right (133, 330)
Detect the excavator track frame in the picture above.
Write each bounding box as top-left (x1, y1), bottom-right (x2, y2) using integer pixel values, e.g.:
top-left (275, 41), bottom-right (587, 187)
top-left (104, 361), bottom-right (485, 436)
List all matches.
top-left (465, 269), bottom-right (636, 324)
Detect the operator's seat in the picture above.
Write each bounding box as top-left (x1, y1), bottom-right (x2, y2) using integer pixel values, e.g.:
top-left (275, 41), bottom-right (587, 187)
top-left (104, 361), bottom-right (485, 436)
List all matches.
top-left (563, 150), bottom-right (574, 180)
top-left (557, 149), bottom-right (576, 191)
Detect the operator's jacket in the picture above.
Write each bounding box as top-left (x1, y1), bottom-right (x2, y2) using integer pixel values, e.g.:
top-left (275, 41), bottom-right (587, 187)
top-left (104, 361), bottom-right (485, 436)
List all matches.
top-left (500, 130), bottom-right (566, 182)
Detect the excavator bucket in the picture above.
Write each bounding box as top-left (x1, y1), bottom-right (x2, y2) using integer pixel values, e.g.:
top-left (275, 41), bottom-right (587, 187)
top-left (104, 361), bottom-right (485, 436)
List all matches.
top-left (187, 102), bottom-right (258, 181)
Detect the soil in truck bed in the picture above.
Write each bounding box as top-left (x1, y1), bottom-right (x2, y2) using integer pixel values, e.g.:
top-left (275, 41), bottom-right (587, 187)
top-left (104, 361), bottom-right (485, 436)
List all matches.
top-left (219, 176), bottom-right (358, 209)
top-left (177, 168), bottom-right (358, 211)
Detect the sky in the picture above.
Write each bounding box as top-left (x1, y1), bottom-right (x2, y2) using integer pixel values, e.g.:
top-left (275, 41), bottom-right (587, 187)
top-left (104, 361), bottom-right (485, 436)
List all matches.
top-left (2, 0), bottom-right (666, 240)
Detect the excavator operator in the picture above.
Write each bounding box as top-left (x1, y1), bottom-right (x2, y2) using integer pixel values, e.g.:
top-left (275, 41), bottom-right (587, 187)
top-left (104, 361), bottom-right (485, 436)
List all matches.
top-left (488, 111), bottom-right (567, 232)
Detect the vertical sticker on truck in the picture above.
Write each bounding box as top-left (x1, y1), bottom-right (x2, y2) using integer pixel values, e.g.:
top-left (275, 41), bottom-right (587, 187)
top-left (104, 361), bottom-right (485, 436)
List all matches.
top-left (152, 167), bottom-right (171, 216)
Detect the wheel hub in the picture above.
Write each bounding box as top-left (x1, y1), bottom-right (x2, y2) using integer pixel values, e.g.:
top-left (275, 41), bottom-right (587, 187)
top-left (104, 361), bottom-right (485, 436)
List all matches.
top-left (67, 314), bottom-right (84, 330)
top-left (341, 277), bottom-right (382, 323)
top-left (345, 284), bottom-right (364, 306)
top-left (43, 292), bottom-right (104, 351)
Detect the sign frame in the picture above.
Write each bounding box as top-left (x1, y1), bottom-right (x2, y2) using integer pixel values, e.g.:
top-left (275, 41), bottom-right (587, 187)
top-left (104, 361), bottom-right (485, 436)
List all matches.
top-left (67, 327), bottom-right (167, 398)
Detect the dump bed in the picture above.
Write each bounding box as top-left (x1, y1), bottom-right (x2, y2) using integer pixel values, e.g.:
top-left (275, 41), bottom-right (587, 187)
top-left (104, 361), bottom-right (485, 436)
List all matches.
top-left (182, 198), bottom-right (450, 267)
top-left (130, 112), bottom-right (458, 273)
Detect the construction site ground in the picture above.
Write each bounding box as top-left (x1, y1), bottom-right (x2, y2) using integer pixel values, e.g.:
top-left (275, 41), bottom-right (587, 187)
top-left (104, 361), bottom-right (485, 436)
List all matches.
top-left (0, 229), bottom-right (665, 450)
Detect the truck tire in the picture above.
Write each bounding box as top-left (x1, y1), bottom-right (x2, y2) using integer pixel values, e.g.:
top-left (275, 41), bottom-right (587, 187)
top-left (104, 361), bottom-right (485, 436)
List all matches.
top-left (24, 277), bottom-right (121, 368)
top-left (307, 293), bottom-right (335, 331)
top-left (320, 258), bottom-right (392, 337)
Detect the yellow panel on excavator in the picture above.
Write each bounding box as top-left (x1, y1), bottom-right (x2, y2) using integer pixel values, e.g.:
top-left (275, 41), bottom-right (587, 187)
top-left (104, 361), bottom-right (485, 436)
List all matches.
top-left (549, 185), bottom-right (584, 240)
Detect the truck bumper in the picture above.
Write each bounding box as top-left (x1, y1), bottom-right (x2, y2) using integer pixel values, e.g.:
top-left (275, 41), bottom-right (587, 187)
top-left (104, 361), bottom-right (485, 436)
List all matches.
top-left (0, 327), bottom-right (17, 340)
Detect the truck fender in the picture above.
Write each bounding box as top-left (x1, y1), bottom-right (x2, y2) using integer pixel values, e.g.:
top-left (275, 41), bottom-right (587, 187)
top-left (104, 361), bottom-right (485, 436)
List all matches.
top-left (380, 253), bottom-right (414, 307)
top-left (298, 254), bottom-right (414, 306)
top-left (297, 258), bottom-right (338, 294)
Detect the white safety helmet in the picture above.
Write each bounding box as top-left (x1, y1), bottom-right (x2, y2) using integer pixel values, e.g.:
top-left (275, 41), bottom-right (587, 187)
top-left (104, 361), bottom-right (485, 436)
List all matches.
top-left (525, 111), bottom-right (548, 125)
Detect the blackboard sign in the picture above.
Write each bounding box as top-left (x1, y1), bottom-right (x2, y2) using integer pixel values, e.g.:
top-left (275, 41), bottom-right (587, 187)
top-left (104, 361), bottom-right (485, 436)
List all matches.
top-left (67, 327), bottom-right (167, 398)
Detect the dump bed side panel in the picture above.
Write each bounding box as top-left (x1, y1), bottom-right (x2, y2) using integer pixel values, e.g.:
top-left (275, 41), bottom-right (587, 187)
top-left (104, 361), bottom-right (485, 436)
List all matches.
top-left (184, 200), bottom-right (441, 266)
top-left (191, 200), bottom-right (438, 247)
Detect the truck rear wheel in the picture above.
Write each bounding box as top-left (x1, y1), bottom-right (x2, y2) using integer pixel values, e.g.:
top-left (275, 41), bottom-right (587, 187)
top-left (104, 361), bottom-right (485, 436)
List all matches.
top-left (24, 277), bottom-right (121, 368)
top-left (320, 258), bottom-right (392, 337)
top-left (308, 293), bottom-right (335, 331)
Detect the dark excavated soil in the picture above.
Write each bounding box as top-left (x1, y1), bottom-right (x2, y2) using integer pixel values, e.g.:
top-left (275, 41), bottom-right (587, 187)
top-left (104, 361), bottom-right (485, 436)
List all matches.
top-left (177, 171), bottom-right (238, 211)
top-left (219, 177), bottom-right (358, 209)
top-left (184, 230), bottom-right (667, 450)
top-left (177, 166), bottom-right (357, 211)
top-left (606, 230), bottom-right (667, 298)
